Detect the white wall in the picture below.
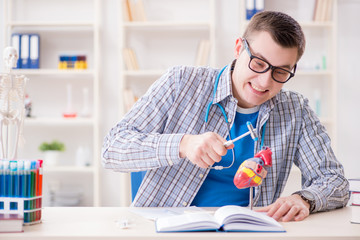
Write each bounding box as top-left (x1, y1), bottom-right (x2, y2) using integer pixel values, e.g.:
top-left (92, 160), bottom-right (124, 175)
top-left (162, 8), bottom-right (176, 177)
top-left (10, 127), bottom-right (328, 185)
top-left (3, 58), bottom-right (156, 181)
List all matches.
top-left (337, 0), bottom-right (360, 180)
top-left (1, 0), bottom-right (359, 206)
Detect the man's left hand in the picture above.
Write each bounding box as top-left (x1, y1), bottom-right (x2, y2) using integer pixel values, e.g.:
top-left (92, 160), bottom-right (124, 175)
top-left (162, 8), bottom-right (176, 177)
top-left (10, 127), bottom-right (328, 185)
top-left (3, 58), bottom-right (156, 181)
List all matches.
top-left (255, 194), bottom-right (310, 222)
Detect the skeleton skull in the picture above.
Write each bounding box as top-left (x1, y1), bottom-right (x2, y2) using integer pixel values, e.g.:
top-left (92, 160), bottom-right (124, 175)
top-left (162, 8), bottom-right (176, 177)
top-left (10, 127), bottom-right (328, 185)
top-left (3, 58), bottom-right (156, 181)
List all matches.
top-left (3, 46), bottom-right (19, 70)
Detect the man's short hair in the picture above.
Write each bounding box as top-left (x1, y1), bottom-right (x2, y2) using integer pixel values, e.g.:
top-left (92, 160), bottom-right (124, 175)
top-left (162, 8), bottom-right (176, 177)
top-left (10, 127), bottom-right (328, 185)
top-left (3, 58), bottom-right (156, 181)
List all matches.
top-left (243, 11), bottom-right (306, 62)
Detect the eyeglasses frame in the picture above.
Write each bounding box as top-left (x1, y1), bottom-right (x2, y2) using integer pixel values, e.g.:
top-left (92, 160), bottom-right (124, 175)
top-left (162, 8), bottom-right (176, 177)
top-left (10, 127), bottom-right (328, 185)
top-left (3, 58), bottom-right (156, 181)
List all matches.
top-left (242, 38), bottom-right (297, 83)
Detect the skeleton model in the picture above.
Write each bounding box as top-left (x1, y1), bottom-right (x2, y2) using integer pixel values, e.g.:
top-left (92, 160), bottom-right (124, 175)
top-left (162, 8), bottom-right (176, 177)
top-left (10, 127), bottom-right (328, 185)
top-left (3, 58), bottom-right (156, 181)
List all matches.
top-left (0, 46), bottom-right (28, 159)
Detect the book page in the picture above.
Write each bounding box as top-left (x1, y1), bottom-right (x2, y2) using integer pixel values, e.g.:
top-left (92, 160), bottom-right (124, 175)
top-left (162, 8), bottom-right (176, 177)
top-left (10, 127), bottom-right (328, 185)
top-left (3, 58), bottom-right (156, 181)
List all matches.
top-left (156, 212), bottom-right (220, 232)
top-left (214, 205), bottom-right (284, 232)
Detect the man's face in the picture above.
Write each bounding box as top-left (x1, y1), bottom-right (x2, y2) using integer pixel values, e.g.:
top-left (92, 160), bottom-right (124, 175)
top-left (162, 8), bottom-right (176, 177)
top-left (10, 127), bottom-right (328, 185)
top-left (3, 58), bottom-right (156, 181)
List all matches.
top-left (231, 31), bottom-right (298, 108)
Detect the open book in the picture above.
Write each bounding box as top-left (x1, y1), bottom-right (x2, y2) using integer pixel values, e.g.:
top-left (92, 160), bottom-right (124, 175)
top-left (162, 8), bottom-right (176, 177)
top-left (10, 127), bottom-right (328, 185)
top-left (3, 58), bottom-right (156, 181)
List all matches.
top-left (155, 205), bottom-right (285, 232)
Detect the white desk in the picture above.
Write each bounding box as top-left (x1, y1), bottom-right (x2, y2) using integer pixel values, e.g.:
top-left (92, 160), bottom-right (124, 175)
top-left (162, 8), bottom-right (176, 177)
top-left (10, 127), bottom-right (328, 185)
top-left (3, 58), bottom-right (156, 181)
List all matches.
top-left (1, 207), bottom-right (360, 240)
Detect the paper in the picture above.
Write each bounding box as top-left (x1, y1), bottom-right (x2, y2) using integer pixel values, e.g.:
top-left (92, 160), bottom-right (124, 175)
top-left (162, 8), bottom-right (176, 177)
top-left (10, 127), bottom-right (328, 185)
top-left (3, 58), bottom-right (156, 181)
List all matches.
top-left (129, 206), bottom-right (206, 221)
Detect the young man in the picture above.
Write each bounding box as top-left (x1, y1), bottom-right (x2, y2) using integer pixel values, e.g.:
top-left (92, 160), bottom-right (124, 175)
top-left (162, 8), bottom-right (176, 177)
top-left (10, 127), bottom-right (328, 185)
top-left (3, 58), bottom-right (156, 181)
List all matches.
top-left (102, 11), bottom-right (349, 222)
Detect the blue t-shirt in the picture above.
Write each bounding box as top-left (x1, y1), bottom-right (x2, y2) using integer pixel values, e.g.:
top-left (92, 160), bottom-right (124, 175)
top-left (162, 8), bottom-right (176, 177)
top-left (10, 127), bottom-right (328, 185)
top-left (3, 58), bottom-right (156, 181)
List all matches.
top-left (191, 106), bottom-right (259, 207)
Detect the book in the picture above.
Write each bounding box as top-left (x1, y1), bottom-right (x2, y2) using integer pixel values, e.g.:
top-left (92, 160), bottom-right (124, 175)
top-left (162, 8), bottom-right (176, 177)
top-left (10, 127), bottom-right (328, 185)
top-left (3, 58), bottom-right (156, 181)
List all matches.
top-left (0, 213), bottom-right (24, 233)
top-left (349, 179), bottom-right (360, 206)
top-left (20, 34), bottom-right (30, 69)
top-left (349, 179), bottom-right (360, 192)
top-left (246, 0), bottom-right (255, 20)
top-left (123, 0), bottom-right (146, 22)
top-left (29, 34), bottom-right (40, 69)
top-left (155, 205), bottom-right (285, 232)
top-left (351, 206), bottom-right (360, 224)
top-left (11, 33), bottom-right (22, 69)
top-left (313, 0), bottom-right (333, 22)
top-left (122, 48), bottom-right (139, 70)
top-left (123, 0), bottom-right (133, 21)
top-left (195, 40), bottom-right (211, 66)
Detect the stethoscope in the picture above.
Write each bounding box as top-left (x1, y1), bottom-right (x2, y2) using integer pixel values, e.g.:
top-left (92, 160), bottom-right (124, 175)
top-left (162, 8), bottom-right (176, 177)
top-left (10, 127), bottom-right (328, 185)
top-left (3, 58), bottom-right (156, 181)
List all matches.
top-left (204, 65), bottom-right (267, 170)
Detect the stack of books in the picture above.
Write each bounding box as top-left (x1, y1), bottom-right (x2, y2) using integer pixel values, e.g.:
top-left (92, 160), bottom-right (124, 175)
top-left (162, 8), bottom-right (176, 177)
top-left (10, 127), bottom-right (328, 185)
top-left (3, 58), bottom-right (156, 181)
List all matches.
top-left (349, 179), bottom-right (360, 224)
top-left (313, 0), bottom-right (333, 22)
top-left (122, 0), bottom-right (146, 22)
top-left (122, 48), bottom-right (139, 71)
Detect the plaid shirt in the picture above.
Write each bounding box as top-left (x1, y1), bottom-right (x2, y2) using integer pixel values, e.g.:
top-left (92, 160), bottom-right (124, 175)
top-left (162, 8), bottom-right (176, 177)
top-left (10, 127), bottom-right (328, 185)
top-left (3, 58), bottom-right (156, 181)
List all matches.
top-left (102, 63), bottom-right (349, 212)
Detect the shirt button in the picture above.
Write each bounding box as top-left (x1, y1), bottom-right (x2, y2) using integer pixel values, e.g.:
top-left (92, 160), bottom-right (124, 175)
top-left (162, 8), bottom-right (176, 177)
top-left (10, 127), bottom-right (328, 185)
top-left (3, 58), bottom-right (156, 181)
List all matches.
top-left (228, 118), bottom-right (232, 123)
top-left (182, 202), bottom-right (187, 206)
top-left (199, 174), bottom-right (204, 178)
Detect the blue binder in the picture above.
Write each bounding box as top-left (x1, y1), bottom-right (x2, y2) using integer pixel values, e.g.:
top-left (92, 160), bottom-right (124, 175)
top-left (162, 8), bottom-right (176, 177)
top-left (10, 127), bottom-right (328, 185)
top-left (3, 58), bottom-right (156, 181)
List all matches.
top-left (11, 34), bottom-right (22, 69)
top-left (29, 34), bottom-right (40, 69)
top-left (20, 34), bottom-right (30, 69)
top-left (246, 0), bottom-right (256, 20)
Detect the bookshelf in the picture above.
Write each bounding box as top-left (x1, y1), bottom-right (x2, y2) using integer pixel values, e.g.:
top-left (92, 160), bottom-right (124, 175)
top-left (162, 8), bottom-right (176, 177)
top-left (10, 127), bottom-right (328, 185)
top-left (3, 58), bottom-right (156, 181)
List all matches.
top-left (3, 0), bottom-right (101, 207)
top-left (119, 0), bottom-right (216, 114)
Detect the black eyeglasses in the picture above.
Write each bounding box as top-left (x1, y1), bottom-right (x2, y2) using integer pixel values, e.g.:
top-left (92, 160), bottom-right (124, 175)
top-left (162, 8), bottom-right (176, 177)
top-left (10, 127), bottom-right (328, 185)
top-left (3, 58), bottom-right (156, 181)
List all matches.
top-left (242, 38), bottom-right (296, 83)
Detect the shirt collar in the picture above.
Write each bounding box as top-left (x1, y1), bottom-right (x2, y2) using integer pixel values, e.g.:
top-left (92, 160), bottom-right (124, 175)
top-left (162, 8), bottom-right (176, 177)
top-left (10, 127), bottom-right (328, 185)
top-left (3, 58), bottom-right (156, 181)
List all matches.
top-left (212, 60), bottom-right (236, 104)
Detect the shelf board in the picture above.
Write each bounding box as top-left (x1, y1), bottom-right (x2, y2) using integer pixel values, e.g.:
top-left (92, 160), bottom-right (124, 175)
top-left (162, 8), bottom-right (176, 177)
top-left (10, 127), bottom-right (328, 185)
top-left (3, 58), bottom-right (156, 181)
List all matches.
top-left (12, 69), bottom-right (95, 76)
top-left (8, 21), bottom-right (95, 28)
top-left (122, 21), bottom-right (210, 28)
top-left (296, 70), bottom-right (333, 76)
top-left (124, 70), bottom-right (165, 77)
top-left (24, 117), bottom-right (95, 126)
top-left (43, 165), bottom-right (95, 173)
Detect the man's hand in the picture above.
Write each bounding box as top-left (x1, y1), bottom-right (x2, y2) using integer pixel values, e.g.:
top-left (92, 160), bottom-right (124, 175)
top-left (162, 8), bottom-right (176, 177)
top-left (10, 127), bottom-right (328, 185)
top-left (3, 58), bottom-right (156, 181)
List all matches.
top-left (255, 194), bottom-right (310, 222)
top-left (179, 132), bottom-right (233, 168)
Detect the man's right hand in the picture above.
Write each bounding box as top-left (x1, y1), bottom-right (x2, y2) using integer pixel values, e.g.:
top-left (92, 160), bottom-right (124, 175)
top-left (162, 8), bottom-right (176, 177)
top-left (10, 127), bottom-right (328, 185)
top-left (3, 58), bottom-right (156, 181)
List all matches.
top-left (179, 132), bottom-right (233, 168)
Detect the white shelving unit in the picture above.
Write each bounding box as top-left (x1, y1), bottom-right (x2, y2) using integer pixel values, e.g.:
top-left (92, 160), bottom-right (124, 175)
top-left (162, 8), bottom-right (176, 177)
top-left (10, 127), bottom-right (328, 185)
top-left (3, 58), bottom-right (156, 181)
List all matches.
top-left (3, 0), bottom-right (100, 206)
top-left (118, 0), bottom-right (216, 114)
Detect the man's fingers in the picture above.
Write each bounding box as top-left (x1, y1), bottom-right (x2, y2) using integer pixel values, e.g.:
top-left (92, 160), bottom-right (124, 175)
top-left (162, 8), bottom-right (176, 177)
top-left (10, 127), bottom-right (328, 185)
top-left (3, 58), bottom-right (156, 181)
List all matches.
top-left (206, 149), bottom-right (222, 163)
top-left (281, 205), bottom-right (300, 222)
top-left (212, 135), bottom-right (228, 156)
top-left (294, 209), bottom-right (308, 221)
top-left (255, 205), bottom-right (271, 212)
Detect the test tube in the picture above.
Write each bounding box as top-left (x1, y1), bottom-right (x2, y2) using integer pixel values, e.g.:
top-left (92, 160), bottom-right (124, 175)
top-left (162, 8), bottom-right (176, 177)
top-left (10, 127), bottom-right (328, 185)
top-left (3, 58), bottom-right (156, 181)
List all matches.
top-left (3, 160), bottom-right (10, 197)
top-left (10, 161), bottom-right (17, 197)
top-left (17, 160), bottom-right (24, 197)
top-left (0, 161), bottom-right (4, 197)
top-left (9, 161), bottom-right (17, 210)
top-left (24, 160), bottom-right (31, 210)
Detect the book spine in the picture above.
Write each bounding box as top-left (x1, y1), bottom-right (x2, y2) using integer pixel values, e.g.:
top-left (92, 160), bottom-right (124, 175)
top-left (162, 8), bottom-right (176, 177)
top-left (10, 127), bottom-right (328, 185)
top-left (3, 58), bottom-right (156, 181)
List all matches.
top-left (11, 34), bottom-right (22, 69)
top-left (246, 0), bottom-right (255, 20)
top-left (29, 34), bottom-right (40, 69)
top-left (20, 34), bottom-right (30, 69)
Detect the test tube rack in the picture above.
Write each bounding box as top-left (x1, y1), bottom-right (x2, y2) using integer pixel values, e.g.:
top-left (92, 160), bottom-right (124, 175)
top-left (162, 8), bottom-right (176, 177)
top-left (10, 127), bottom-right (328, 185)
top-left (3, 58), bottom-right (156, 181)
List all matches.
top-left (0, 159), bottom-right (43, 225)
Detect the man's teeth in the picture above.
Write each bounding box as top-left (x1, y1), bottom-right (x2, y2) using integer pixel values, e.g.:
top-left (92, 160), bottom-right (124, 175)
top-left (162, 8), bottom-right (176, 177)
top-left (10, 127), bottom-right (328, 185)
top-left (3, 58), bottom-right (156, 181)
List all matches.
top-left (251, 84), bottom-right (266, 92)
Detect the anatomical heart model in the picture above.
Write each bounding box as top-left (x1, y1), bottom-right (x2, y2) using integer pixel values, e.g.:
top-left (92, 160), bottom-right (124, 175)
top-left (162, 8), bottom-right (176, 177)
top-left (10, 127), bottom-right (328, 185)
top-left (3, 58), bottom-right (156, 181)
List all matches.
top-left (233, 147), bottom-right (272, 189)
top-left (0, 46), bottom-right (28, 159)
